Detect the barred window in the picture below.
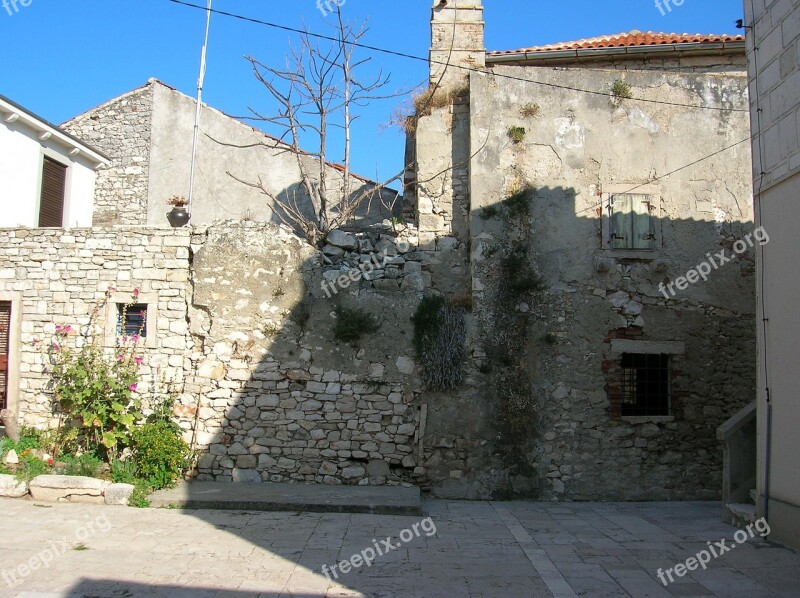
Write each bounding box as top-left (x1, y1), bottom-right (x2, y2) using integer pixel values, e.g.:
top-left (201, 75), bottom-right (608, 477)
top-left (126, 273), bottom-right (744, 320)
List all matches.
top-left (117, 303), bottom-right (148, 337)
top-left (620, 353), bottom-right (670, 416)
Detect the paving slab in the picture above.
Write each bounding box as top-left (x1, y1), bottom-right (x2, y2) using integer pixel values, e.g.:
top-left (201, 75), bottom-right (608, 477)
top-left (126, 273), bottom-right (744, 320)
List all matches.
top-left (148, 481), bottom-right (422, 515)
top-left (1, 499), bottom-right (799, 597)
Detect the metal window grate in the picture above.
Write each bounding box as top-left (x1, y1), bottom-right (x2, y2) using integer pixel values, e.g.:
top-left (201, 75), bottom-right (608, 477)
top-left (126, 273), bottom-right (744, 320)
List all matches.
top-left (117, 303), bottom-right (148, 338)
top-left (620, 353), bottom-right (670, 416)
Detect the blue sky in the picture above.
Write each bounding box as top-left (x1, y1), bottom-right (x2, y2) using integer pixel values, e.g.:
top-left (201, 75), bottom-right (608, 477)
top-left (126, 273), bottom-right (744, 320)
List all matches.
top-left (1, 0), bottom-right (745, 190)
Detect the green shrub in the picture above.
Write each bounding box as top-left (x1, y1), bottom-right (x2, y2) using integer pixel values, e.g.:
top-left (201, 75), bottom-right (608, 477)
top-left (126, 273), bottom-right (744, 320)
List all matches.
top-left (16, 454), bottom-right (50, 483)
top-left (48, 295), bottom-right (145, 460)
top-left (479, 206), bottom-right (499, 220)
top-left (128, 480), bottom-right (152, 508)
top-left (58, 453), bottom-right (103, 478)
top-left (502, 186), bottom-right (534, 219)
top-left (333, 306), bottom-right (380, 344)
top-left (411, 295), bottom-right (446, 359)
top-left (131, 420), bottom-right (191, 490)
top-left (110, 459), bottom-right (139, 485)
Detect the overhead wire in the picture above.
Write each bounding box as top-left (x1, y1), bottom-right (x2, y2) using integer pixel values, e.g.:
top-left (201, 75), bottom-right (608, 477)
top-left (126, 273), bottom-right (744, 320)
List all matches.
top-left (166, 0), bottom-right (748, 114)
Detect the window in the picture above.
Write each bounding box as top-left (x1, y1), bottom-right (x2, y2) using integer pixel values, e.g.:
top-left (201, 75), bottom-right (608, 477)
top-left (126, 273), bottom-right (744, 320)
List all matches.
top-left (117, 304), bottom-right (148, 337)
top-left (609, 193), bottom-right (654, 250)
top-left (620, 353), bottom-right (670, 416)
top-left (0, 302), bottom-right (9, 410)
top-left (38, 157), bottom-right (67, 227)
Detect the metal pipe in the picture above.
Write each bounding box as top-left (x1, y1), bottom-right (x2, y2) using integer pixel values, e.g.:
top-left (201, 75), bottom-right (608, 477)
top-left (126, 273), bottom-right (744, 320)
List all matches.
top-left (187, 0), bottom-right (212, 220)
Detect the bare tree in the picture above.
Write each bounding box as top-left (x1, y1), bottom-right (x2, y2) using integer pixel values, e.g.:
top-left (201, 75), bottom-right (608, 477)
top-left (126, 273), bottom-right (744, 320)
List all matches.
top-left (228, 8), bottom-right (403, 247)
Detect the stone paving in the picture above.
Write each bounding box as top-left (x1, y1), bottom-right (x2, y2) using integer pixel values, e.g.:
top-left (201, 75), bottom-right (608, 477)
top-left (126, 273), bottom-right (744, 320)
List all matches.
top-left (0, 498), bottom-right (798, 597)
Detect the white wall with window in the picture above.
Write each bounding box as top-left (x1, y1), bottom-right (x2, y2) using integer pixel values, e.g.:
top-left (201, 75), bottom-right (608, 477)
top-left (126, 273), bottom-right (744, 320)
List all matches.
top-left (0, 95), bottom-right (108, 228)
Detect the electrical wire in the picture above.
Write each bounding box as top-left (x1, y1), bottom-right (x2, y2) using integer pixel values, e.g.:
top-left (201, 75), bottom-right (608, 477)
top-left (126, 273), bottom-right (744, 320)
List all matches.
top-left (166, 0), bottom-right (748, 114)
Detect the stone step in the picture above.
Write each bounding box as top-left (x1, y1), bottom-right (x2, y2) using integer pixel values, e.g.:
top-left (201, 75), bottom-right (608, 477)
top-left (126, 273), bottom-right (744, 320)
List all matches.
top-left (726, 502), bottom-right (757, 529)
top-left (149, 481), bottom-right (422, 515)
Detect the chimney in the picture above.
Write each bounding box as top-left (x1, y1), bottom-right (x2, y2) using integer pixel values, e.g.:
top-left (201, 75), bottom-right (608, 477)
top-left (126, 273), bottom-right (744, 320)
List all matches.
top-left (429, 0), bottom-right (485, 89)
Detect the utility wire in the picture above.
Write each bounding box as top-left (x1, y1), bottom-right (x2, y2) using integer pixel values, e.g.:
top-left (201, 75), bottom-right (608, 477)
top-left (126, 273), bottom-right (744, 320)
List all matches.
top-left (166, 0), bottom-right (748, 113)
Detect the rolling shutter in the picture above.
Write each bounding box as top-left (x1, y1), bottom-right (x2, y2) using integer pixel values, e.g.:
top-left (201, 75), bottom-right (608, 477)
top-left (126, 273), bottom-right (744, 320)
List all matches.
top-left (38, 157), bottom-right (67, 227)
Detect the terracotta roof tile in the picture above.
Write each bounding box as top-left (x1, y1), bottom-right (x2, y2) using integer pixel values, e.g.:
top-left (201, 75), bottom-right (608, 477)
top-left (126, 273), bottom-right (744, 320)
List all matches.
top-left (487, 31), bottom-right (745, 56)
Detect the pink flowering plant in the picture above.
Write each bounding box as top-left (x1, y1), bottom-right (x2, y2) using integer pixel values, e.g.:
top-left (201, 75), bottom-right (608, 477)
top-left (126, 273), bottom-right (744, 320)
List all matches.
top-left (48, 290), bottom-right (145, 459)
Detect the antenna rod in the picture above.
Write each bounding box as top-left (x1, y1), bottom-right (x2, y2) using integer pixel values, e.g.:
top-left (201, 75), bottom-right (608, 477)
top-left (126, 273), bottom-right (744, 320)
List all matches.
top-left (188, 0), bottom-right (212, 220)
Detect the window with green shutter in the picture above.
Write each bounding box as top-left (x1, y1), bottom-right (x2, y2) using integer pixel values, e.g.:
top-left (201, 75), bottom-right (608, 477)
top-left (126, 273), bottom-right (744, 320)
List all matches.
top-left (610, 194), bottom-right (654, 250)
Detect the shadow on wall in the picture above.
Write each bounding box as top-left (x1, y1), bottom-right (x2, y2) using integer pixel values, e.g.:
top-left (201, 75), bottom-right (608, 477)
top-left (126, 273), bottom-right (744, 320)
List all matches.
top-left (180, 182), bottom-right (758, 503)
top-left (186, 221), bottom-right (427, 489)
top-left (48, 188), bottom-right (759, 598)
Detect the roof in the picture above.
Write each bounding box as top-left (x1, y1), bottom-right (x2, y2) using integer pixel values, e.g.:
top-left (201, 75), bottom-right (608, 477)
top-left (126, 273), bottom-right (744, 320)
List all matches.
top-left (0, 94), bottom-right (111, 165)
top-left (488, 31), bottom-right (745, 57)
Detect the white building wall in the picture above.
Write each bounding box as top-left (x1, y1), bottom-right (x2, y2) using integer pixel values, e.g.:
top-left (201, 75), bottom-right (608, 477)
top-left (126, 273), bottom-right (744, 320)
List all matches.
top-left (0, 116), bottom-right (99, 228)
top-left (745, 0), bottom-right (800, 550)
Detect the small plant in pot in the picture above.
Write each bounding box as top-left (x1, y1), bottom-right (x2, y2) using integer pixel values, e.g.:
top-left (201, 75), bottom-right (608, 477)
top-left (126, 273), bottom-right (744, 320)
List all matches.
top-left (166, 195), bottom-right (191, 227)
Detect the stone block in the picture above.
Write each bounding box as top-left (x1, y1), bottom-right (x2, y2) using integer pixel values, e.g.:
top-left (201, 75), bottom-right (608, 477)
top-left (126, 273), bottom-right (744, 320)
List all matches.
top-left (104, 483), bottom-right (135, 506)
top-left (29, 475), bottom-right (110, 504)
top-left (0, 474), bottom-right (28, 498)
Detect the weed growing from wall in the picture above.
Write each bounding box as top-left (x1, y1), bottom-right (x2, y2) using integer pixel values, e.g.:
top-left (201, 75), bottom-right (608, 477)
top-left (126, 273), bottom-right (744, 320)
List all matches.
top-left (611, 80), bottom-right (633, 100)
top-left (333, 306), bottom-right (380, 343)
top-left (411, 296), bottom-right (467, 391)
top-left (508, 126), bottom-right (526, 144)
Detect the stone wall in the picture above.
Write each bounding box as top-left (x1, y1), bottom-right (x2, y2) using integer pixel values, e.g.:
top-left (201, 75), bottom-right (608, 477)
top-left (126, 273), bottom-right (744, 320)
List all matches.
top-left (0, 226), bottom-right (192, 426)
top-left (0, 223), bottom-right (433, 487)
top-left (410, 57), bottom-right (757, 500)
top-left (62, 84), bottom-right (154, 226)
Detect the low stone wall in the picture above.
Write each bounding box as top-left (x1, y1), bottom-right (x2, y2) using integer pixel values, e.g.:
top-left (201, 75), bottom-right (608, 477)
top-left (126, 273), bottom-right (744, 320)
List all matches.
top-left (0, 223), bottom-right (431, 487)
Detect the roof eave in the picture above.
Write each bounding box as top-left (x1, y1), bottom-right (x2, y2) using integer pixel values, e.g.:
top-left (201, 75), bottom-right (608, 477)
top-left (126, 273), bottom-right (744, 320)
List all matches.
top-left (0, 95), bottom-right (111, 168)
top-left (486, 41), bottom-right (746, 65)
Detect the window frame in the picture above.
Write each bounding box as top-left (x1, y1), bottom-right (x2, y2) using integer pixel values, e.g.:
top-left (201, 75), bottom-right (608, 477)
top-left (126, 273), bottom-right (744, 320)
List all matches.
top-left (619, 352), bottom-right (671, 417)
top-left (37, 155), bottom-right (68, 228)
top-left (104, 292), bottom-right (158, 349)
top-left (600, 184), bottom-right (662, 258)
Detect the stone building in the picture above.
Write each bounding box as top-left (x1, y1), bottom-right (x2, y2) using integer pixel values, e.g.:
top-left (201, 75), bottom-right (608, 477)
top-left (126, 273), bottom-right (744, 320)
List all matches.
top-left (0, 1), bottom-right (758, 501)
top-left (61, 79), bottom-right (398, 227)
top-left (406, 0), bottom-right (756, 500)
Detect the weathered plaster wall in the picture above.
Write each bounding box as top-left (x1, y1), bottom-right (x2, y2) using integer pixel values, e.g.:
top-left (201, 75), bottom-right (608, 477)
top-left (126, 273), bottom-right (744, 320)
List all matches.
top-left (410, 61), bottom-right (757, 500)
top-left (64, 80), bottom-right (397, 228)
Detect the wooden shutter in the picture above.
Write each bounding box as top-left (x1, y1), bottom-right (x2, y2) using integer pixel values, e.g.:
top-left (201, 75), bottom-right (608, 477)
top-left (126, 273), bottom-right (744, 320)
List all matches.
top-left (610, 194), bottom-right (632, 249)
top-left (0, 302), bottom-right (10, 410)
top-left (631, 195), bottom-right (654, 249)
top-left (611, 194), bottom-right (653, 249)
top-left (38, 157), bottom-right (67, 227)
